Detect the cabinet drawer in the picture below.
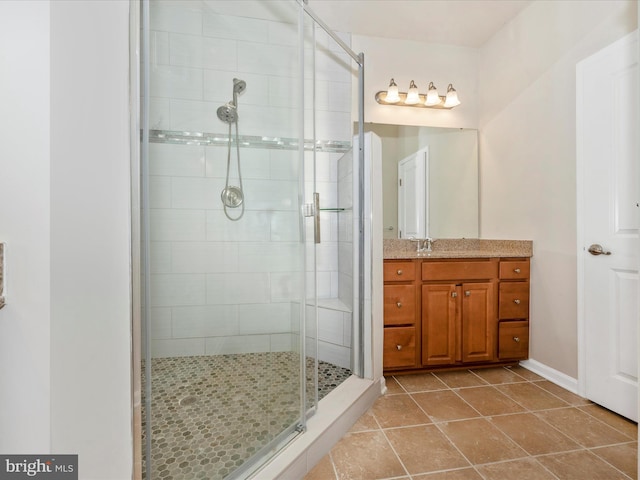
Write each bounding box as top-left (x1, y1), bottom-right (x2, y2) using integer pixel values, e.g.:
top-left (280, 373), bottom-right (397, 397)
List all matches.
top-left (499, 282), bottom-right (530, 319)
top-left (499, 321), bottom-right (529, 360)
top-left (500, 260), bottom-right (530, 280)
top-left (384, 261), bottom-right (416, 282)
top-left (422, 260), bottom-right (498, 281)
top-left (384, 327), bottom-right (416, 368)
top-left (384, 285), bottom-right (416, 325)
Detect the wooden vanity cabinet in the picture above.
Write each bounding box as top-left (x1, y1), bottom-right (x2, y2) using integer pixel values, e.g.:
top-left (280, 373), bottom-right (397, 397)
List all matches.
top-left (383, 261), bottom-right (419, 369)
top-left (383, 257), bottom-right (531, 373)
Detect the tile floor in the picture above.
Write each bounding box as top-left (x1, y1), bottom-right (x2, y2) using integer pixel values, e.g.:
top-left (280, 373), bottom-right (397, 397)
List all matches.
top-left (305, 366), bottom-right (638, 480)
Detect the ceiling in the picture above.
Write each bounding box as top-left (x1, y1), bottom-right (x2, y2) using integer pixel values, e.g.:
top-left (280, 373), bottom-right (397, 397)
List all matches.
top-left (307, 0), bottom-right (533, 48)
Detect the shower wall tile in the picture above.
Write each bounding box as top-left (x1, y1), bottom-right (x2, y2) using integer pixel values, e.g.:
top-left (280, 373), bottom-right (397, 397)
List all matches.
top-left (239, 104), bottom-right (297, 138)
top-left (268, 19), bottom-right (297, 47)
top-left (316, 110), bottom-right (352, 142)
top-left (149, 143), bottom-right (205, 177)
top-left (206, 273), bottom-right (270, 304)
top-left (150, 242), bottom-right (171, 274)
top-left (150, 176), bottom-right (172, 208)
top-left (237, 42), bottom-right (297, 77)
top-left (338, 272), bottom-right (353, 311)
top-left (243, 179), bottom-right (298, 211)
top-left (331, 271), bottom-right (340, 298)
top-left (150, 307), bottom-right (172, 339)
top-left (203, 13), bottom-right (269, 43)
top-left (313, 243), bottom-right (339, 272)
top-left (170, 99), bottom-right (218, 132)
top-left (171, 305), bottom-right (239, 338)
top-left (338, 242), bottom-right (353, 276)
top-left (171, 242), bottom-right (238, 273)
top-left (318, 341), bottom-right (350, 369)
top-left (337, 149), bottom-right (353, 179)
top-left (149, 97), bottom-right (171, 130)
top-left (150, 209), bottom-right (206, 241)
top-left (238, 303), bottom-right (291, 335)
top-left (343, 312), bottom-right (352, 347)
top-left (270, 333), bottom-right (294, 352)
top-left (152, 338), bottom-right (206, 358)
top-left (151, 273), bottom-right (206, 307)
top-left (205, 335), bottom-right (270, 355)
top-left (171, 177), bottom-right (224, 209)
top-left (150, 64), bottom-right (203, 100)
top-left (318, 307), bottom-right (344, 345)
top-left (205, 146), bottom-right (271, 180)
top-left (269, 211), bottom-right (300, 242)
top-left (150, 31), bottom-right (169, 65)
top-left (206, 210), bottom-right (271, 242)
top-left (269, 76), bottom-right (298, 108)
top-left (270, 272), bottom-right (302, 302)
top-left (314, 271), bottom-right (332, 299)
top-left (237, 242), bottom-right (302, 272)
top-left (150, 3), bottom-right (202, 36)
top-left (170, 34), bottom-right (238, 71)
top-left (269, 150), bottom-right (298, 181)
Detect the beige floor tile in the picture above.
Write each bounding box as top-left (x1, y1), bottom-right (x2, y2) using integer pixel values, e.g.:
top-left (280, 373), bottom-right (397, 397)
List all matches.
top-left (385, 425), bottom-right (470, 475)
top-left (496, 382), bottom-right (568, 410)
top-left (475, 458), bottom-right (557, 480)
top-left (304, 455), bottom-right (335, 480)
top-left (579, 404), bottom-right (638, 439)
top-left (438, 418), bottom-right (527, 464)
top-left (330, 430), bottom-right (407, 480)
top-left (470, 367), bottom-right (526, 385)
top-left (412, 468), bottom-right (483, 479)
top-left (348, 409), bottom-right (379, 433)
top-left (394, 373), bottom-right (448, 393)
top-left (489, 412), bottom-right (580, 455)
top-left (536, 407), bottom-right (631, 448)
top-left (591, 442), bottom-right (638, 479)
top-left (507, 365), bottom-right (544, 381)
top-left (384, 376), bottom-right (405, 394)
top-left (371, 393), bottom-right (431, 429)
top-left (537, 450), bottom-right (631, 480)
top-left (412, 390), bottom-right (480, 423)
top-left (535, 380), bottom-right (592, 406)
top-left (434, 370), bottom-right (488, 388)
top-left (456, 386), bottom-right (525, 416)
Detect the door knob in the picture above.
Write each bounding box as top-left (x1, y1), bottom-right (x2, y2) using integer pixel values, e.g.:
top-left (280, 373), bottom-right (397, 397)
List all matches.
top-left (588, 244), bottom-right (612, 256)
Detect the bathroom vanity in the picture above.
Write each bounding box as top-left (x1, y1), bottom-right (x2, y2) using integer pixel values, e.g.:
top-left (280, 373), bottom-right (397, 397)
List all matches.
top-left (383, 239), bottom-right (532, 374)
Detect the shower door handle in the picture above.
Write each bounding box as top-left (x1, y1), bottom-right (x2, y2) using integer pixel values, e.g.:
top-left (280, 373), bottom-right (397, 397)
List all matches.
top-left (313, 192), bottom-right (321, 244)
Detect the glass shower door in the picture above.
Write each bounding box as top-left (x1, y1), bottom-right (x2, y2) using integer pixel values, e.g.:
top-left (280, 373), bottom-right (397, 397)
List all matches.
top-left (141, 1), bottom-right (311, 478)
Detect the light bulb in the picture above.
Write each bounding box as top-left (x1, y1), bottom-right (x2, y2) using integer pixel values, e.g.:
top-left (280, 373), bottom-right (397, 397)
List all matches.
top-left (425, 82), bottom-right (441, 106)
top-left (444, 83), bottom-right (461, 107)
top-left (405, 80), bottom-right (420, 105)
top-left (385, 78), bottom-right (400, 103)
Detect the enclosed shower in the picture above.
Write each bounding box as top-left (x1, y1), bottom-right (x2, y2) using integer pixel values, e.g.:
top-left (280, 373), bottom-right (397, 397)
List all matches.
top-left (138, 1), bottom-right (366, 479)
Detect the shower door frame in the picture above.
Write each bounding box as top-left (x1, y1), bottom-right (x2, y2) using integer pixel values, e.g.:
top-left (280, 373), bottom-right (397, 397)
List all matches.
top-left (131, 0), bottom-right (367, 478)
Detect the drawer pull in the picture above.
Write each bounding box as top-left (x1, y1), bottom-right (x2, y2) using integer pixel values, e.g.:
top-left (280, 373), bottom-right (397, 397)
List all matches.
top-left (396, 344), bottom-right (402, 351)
top-left (513, 336), bottom-right (520, 343)
top-left (514, 299), bottom-right (521, 305)
top-left (451, 292), bottom-right (458, 298)
top-left (396, 302), bottom-right (402, 308)
top-left (465, 290), bottom-right (471, 297)
top-left (514, 268), bottom-right (521, 274)
top-left (397, 269), bottom-right (403, 276)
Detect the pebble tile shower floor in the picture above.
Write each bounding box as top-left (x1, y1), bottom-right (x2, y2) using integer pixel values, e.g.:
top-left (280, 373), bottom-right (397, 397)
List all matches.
top-left (142, 353), bottom-right (351, 480)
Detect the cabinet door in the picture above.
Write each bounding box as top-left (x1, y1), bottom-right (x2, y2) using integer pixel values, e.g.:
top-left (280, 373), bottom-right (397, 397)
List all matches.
top-left (461, 282), bottom-right (496, 363)
top-left (422, 284), bottom-right (457, 366)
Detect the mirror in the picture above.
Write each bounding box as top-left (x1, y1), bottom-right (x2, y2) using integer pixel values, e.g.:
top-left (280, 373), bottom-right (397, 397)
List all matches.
top-left (363, 123), bottom-right (478, 239)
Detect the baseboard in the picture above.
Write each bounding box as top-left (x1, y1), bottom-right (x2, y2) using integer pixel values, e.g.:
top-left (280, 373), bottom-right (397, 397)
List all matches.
top-left (519, 359), bottom-right (579, 394)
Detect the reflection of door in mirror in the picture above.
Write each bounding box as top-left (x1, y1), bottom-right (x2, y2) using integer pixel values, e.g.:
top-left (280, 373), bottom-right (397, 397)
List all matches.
top-left (398, 147), bottom-right (428, 239)
top-left (363, 124), bottom-right (479, 239)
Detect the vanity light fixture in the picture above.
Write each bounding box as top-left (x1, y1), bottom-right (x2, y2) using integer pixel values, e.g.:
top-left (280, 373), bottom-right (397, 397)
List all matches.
top-left (375, 78), bottom-right (461, 109)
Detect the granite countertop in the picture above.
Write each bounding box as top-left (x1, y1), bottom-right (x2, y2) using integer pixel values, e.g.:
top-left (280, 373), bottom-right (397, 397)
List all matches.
top-left (384, 238), bottom-right (533, 259)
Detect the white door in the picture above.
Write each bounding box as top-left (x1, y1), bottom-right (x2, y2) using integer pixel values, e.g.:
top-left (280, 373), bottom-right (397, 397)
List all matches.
top-left (577, 30), bottom-right (639, 421)
top-left (398, 147), bottom-right (428, 239)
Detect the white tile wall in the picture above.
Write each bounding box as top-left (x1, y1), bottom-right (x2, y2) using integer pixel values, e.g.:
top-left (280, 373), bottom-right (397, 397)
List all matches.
top-left (148, 8), bottom-right (354, 358)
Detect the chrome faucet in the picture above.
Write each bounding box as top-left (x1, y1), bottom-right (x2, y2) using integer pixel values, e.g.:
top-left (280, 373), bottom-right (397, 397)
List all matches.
top-left (410, 237), bottom-right (436, 254)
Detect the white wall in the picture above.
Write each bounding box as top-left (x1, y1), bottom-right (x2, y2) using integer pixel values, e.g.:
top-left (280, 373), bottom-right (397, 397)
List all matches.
top-left (0, 0), bottom-right (133, 477)
top-left (0, 0), bottom-right (51, 453)
top-left (478, 0), bottom-right (637, 377)
top-left (351, 35), bottom-right (478, 129)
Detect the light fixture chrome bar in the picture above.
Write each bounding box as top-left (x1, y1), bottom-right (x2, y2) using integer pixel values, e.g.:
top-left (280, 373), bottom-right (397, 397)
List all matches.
top-left (298, 1), bottom-right (363, 66)
top-left (374, 91), bottom-right (453, 109)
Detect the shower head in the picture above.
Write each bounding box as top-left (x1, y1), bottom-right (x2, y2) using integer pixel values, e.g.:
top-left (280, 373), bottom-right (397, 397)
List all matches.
top-left (217, 102), bottom-right (238, 123)
top-left (233, 78), bottom-right (246, 94)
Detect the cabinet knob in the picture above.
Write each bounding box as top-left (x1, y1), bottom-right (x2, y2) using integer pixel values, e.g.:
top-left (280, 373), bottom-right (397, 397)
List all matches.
top-left (396, 302), bottom-right (402, 308)
top-left (514, 299), bottom-right (521, 305)
top-left (396, 269), bottom-right (403, 275)
top-left (465, 290), bottom-right (471, 297)
top-left (513, 336), bottom-right (520, 343)
top-left (396, 344), bottom-right (402, 350)
top-left (514, 268), bottom-right (521, 274)
top-left (451, 292), bottom-right (458, 298)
